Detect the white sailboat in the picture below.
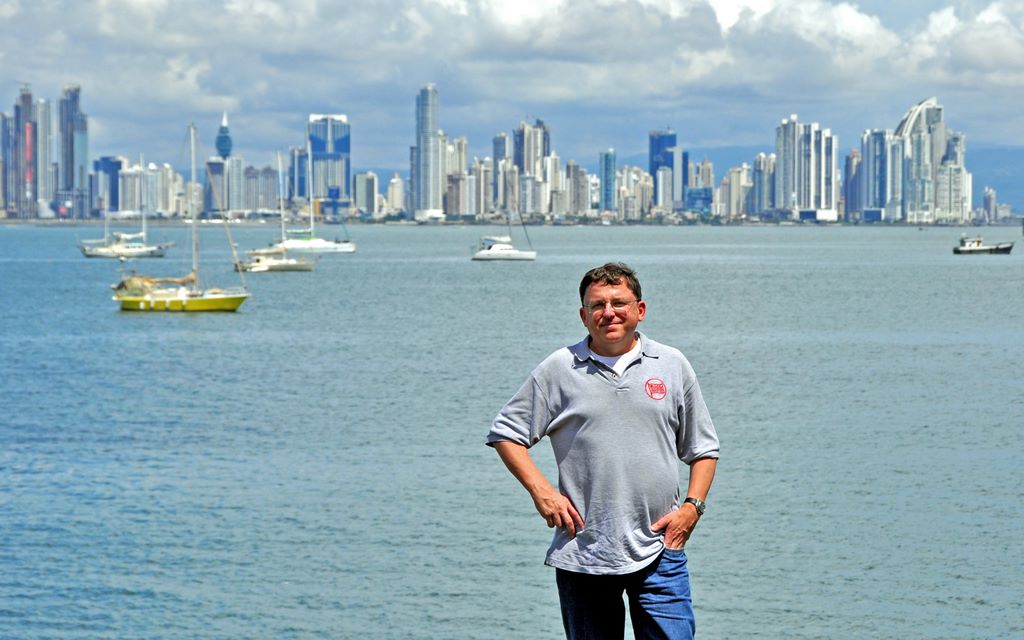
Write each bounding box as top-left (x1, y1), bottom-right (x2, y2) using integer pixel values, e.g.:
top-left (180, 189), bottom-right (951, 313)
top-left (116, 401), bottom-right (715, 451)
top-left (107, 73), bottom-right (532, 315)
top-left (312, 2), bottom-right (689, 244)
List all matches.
top-left (472, 211), bottom-right (536, 261)
top-left (80, 194), bottom-right (174, 258)
top-left (237, 153), bottom-right (316, 272)
top-left (111, 123), bottom-right (250, 312)
top-left (275, 139), bottom-right (356, 254)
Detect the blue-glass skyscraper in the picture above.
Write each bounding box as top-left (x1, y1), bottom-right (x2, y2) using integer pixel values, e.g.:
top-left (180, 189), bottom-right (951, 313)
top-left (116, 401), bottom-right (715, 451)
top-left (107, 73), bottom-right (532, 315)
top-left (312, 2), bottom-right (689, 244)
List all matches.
top-left (58, 85), bottom-right (88, 217)
top-left (649, 128), bottom-right (676, 204)
top-left (599, 149), bottom-right (616, 212)
top-left (307, 114), bottom-right (351, 204)
top-left (215, 112), bottom-right (232, 160)
top-left (93, 156), bottom-right (124, 212)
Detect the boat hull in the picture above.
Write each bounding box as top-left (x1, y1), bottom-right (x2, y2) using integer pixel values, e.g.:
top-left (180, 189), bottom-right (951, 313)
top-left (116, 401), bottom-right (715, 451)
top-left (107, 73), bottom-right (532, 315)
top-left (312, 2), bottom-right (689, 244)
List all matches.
top-left (114, 289), bottom-right (250, 312)
top-left (953, 243), bottom-right (1013, 255)
top-left (81, 242), bottom-right (174, 258)
top-left (472, 250), bottom-right (537, 261)
top-left (278, 238), bottom-right (356, 253)
top-left (236, 259), bottom-right (315, 272)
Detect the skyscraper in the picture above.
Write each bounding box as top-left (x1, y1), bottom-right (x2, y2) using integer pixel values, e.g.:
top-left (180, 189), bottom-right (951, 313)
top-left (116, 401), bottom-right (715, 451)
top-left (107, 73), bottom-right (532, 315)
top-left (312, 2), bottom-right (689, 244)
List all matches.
top-left (58, 85), bottom-right (88, 217)
top-left (9, 87), bottom-right (38, 218)
top-left (774, 114), bottom-right (838, 220)
top-left (513, 119), bottom-right (550, 178)
top-left (307, 114), bottom-right (351, 204)
top-left (893, 97), bottom-right (971, 223)
top-left (412, 84), bottom-right (442, 220)
top-left (858, 129), bottom-right (899, 218)
top-left (752, 152), bottom-right (775, 215)
top-left (34, 99), bottom-right (53, 205)
top-left (648, 128), bottom-right (676, 203)
top-left (215, 112), bottom-right (232, 161)
top-left (599, 149), bottom-right (616, 212)
top-left (492, 132), bottom-right (509, 208)
top-left (93, 156), bottom-right (125, 212)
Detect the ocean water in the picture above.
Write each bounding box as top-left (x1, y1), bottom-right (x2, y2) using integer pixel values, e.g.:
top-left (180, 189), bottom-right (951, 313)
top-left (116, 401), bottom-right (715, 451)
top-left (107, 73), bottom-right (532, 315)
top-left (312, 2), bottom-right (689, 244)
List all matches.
top-left (1, 223), bottom-right (1021, 639)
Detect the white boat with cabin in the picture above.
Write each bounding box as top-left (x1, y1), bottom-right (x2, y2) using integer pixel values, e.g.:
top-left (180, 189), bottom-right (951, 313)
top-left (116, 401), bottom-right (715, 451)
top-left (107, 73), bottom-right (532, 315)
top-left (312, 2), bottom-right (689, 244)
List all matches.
top-left (472, 235), bottom-right (537, 261)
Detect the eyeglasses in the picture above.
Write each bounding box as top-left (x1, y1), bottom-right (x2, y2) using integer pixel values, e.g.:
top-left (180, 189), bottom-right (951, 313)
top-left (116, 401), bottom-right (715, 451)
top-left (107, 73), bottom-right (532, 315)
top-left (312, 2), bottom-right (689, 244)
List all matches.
top-left (583, 299), bottom-right (638, 314)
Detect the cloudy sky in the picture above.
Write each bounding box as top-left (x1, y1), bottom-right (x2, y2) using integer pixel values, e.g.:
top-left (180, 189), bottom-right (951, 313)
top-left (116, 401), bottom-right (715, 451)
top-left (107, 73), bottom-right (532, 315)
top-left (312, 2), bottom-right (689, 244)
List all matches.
top-left (2, 0), bottom-right (1022, 173)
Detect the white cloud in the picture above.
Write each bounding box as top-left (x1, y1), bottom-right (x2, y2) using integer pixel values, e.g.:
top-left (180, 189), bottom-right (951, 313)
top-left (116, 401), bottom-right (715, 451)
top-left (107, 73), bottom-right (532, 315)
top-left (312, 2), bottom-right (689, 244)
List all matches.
top-left (2, 0), bottom-right (1023, 169)
top-left (0, 0), bottom-right (19, 19)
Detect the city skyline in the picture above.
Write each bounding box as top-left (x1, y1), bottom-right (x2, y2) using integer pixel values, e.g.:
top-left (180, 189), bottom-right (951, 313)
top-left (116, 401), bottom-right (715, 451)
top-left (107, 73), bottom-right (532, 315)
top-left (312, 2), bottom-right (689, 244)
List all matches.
top-left (1, 1), bottom-right (1022, 174)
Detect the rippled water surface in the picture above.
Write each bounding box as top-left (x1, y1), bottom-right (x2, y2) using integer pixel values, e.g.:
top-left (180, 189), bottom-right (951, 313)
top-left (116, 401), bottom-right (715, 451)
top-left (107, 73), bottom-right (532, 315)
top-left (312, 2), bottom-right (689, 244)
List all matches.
top-left (2, 223), bottom-right (1022, 638)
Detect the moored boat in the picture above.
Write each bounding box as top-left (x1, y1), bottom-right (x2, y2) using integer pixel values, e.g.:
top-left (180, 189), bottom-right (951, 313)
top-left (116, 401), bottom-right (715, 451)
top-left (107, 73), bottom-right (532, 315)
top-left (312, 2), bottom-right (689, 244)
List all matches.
top-left (81, 231), bottom-right (175, 258)
top-left (112, 123), bottom-right (249, 312)
top-left (953, 235), bottom-right (1014, 255)
top-left (471, 235), bottom-right (536, 261)
top-left (235, 246), bottom-right (315, 272)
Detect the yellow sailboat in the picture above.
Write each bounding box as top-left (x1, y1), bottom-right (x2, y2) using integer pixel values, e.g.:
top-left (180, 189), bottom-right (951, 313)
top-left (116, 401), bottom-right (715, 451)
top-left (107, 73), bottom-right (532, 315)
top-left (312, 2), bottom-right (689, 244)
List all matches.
top-left (112, 123), bottom-right (250, 312)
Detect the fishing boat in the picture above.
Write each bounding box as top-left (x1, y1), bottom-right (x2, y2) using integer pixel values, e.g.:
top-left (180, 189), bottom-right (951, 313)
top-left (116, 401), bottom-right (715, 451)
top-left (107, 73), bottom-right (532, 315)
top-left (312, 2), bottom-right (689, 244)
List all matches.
top-left (472, 211), bottom-right (536, 261)
top-left (274, 138), bottom-right (356, 254)
top-left (952, 235), bottom-right (1014, 255)
top-left (111, 123), bottom-right (249, 312)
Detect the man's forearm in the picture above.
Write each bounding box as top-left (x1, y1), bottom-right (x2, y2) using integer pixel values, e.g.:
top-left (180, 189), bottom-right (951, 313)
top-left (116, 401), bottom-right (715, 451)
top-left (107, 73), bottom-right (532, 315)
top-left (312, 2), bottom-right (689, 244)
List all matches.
top-left (685, 457), bottom-right (717, 501)
top-left (492, 440), bottom-right (584, 537)
top-left (492, 440), bottom-right (557, 499)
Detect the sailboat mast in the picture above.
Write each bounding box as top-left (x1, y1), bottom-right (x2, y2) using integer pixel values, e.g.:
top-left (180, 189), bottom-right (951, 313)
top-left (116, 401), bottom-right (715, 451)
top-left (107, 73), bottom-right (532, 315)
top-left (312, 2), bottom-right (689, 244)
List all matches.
top-left (189, 123), bottom-right (200, 291)
top-left (277, 152), bottom-right (286, 240)
top-left (307, 137), bottom-right (314, 235)
top-left (140, 153), bottom-right (147, 242)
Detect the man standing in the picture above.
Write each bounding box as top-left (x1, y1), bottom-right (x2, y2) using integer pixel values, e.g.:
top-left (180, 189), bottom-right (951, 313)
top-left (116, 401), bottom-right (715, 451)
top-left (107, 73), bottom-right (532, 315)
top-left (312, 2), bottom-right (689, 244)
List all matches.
top-left (487, 262), bottom-right (719, 639)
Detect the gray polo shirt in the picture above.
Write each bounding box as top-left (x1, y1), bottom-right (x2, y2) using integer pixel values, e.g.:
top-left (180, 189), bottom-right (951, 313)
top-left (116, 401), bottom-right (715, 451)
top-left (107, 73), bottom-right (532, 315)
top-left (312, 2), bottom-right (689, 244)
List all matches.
top-left (487, 332), bottom-right (719, 575)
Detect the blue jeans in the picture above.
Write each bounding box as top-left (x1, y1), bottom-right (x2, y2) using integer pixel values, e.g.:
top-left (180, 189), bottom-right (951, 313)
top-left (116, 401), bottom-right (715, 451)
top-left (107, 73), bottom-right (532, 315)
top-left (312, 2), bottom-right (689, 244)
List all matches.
top-left (556, 548), bottom-right (694, 640)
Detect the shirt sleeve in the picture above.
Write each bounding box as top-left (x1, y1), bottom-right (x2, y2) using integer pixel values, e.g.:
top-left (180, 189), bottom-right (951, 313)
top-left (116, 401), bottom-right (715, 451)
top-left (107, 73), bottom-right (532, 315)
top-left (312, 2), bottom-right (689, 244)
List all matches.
top-left (676, 376), bottom-right (720, 464)
top-left (486, 375), bottom-right (552, 448)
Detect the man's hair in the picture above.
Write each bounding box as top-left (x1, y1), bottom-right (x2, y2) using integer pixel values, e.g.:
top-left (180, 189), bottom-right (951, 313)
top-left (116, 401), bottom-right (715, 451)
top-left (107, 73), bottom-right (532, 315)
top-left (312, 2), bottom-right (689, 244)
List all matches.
top-left (579, 262), bottom-right (642, 304)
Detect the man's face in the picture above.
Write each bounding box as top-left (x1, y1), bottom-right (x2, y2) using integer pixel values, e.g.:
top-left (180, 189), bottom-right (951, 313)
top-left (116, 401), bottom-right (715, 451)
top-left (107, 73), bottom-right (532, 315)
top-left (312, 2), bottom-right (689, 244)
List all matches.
top-left (579, 278), bottom-right (646, 357)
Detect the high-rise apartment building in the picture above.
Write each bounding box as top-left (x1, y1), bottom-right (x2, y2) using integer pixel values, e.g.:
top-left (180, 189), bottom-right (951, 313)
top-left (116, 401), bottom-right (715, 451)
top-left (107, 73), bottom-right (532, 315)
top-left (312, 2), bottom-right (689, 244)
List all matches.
top-left (492, 132), bottom-right (509, 208)
top-left (774, 114), bottom-right (838, 219)
top-left (752, 152), bottom-right (775, 215)
top-left (386, 172), bottom-right (404, 214)
top-left (599, 149), bottom-right (616, 212)
top-left (354, 171), bottom-right (379, 215)
top-left (412, 84), bottom-right (442, 220)
top-left (5, 87), bottom-right (38, 218)
top-left (58, 85), bottom-right (88, 217)
top-left (513, 119), bottom-right (550, 178)
top-left (34, 99), bottom-right (53, 204)
top-left (853, 97), bottom-right (972, 223)
top-left (227, 156), bottom-right (245, 211)
top-left (842, 147), bottom-right (861, 219)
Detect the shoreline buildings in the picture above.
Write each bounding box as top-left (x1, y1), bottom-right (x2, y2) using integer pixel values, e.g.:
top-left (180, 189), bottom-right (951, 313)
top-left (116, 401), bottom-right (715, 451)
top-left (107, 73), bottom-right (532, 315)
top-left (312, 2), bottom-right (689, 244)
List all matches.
top-left (0, 83), bottom-right (1010, 223)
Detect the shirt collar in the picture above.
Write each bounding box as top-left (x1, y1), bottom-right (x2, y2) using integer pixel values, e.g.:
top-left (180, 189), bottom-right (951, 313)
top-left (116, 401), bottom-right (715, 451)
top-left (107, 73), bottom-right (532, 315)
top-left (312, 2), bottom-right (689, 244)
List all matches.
top-left (570, 331), bottom-right (659, 364)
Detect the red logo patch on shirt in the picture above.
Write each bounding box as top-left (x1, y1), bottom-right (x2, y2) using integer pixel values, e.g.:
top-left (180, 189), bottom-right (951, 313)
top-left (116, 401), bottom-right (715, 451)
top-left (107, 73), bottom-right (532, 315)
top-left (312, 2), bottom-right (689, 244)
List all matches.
top-left (645, 378), bottom-right (668, 400)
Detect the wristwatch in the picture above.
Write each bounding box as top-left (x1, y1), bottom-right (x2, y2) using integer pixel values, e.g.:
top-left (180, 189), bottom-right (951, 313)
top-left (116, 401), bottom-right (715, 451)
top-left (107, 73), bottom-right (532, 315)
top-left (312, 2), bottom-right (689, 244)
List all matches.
top-left (683, 497), bottom-right (706, 516)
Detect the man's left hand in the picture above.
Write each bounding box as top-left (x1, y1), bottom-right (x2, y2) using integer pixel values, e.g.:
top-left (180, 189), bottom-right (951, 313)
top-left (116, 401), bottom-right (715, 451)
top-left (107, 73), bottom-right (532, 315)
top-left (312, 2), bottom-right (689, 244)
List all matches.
top-left (651, 503), bottom-right (700, 549)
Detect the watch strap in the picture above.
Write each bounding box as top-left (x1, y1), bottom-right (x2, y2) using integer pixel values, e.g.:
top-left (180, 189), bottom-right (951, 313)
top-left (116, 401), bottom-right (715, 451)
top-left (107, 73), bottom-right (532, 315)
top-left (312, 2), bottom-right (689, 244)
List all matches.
top-left (683, 496), bottom-right (706, 516)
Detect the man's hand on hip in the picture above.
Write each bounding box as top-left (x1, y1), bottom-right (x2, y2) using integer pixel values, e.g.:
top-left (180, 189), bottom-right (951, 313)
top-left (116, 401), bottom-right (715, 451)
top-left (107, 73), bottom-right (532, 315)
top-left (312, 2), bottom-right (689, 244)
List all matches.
top-left (532, 489), bottom-right (585, 539)
top-left (652, 504), bottom-right (700, 549)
